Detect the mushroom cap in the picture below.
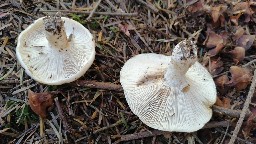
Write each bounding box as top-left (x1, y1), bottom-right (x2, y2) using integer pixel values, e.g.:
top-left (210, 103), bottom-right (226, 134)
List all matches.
top-left (16, 17), bottom-right (95, 85)
top-left (120, 53), bottom-right (216, 132)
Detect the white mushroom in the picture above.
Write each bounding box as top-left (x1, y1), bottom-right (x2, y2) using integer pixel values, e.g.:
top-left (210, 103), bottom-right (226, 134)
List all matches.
top-left (16, 13), bottom-right (95, 85)
top-left (120, 40), bottom-right (217, 132)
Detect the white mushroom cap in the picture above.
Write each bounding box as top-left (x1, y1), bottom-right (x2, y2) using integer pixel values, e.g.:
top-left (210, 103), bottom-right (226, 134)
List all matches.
top-left (120, 40), bottom-right (217, 132)
top-left (16, 14), bottom-right (95, 85)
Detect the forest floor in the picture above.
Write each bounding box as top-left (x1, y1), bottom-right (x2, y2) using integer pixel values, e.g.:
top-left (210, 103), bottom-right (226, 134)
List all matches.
top-left (0, 0), bottom-right (256, 143)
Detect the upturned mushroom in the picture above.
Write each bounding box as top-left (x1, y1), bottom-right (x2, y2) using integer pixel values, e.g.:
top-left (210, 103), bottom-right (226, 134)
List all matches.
top-left (16, 13), bottom-right (95, 85)
top-left (120, 40), bottom-right (217, 132)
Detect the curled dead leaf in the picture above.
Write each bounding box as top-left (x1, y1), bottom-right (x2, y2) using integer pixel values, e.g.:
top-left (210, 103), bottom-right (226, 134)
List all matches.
top-left (215, 74), bottom-right (229, 88)
top-left (233, 2), bottom-right (254, 22)
top-left (215, 96), bottom-right (231, 109)
top-left (233, 27), bottom-right (245, 41)
top-left (215, 74), bottom-right (229, 94)
top-left (211, 5), bottom-right (227, 23)
top-left (28, 90), bottom-right (54, 118)
top-left (187, 0), bottom-right (205, 13)
top-left (209, 58), bottom-right (224, 76)
top-left (229, 46), bottom-right (245, 64)
top-left (204, 30), bottom-right (224, 48)
top-left (226, 66), bottom-right (253, 91)
top-left (242, 113), bottom-right (256, 139)
top-left (208, 43), bottom-right (224, 56)
top-left (118, 23), bottom-right (134, 37)
top-left (236, 35), bottom-right (255, 50)
top-left (230, 13), bottom-right (241, 26)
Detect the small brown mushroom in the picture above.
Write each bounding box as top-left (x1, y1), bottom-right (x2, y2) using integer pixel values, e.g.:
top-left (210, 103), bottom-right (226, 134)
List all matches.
top-left (28, 90), bottom-right (54, 118)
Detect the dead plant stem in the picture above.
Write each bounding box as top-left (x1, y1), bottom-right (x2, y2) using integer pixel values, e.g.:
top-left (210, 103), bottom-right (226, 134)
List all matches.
top-left (40, 10), bottom-right (138, 16)
top-left (228, 69), bottom-right (256, 144)
top-left (86, 0), bottom-right (102, 20)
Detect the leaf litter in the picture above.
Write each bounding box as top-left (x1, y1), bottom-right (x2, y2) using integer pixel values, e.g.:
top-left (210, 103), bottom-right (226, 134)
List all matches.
top-left (0, 0), bottom-right (256, 143)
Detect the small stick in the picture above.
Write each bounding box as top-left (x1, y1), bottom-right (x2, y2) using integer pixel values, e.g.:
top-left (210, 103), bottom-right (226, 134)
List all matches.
top-left (105, 0), bottom-right (119, 11)
top-left (120, 129), bottom-right (168, 142)
top-left (69, 80), bottom-right (123, 91)
top-left (213, 105), bottom-right (251, 119)
top-left (40, 10), bottom-right (138, 16)
top-left (39, 116), bottom-right (44, 138)
top-left (228, 69), bottom-right (256, 144)
top-left (87, 0), bottom-right (102, 20)
top-left (203, 121), bottom-right (231, 129)
top-left (136, 0), bottom-right (159, 13)
top-left (119, 121), bottom-right (230, 142)
top-left (242, 59), bottom-right (256, 68)
top-left (54, 97), bottom-right (69, 131)
top-left (93, 119), bottom-right (122, 134)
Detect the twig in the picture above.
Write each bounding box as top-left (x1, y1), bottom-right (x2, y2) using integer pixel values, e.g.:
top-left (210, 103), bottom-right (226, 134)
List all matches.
top-left (119, 121), bottom-right (230, 142)
top-left (216, 128), bottom-right (253, 144)
top-left (213, 105), bottom-right (251, 119)
top-left (136, 0), bottom-right (159, 13)
top-left (40, 10), bottom-right (138, 16)
top-left (228, 69), bottom-right (256, 144)
top-left (203, 121), bottom-right (231, 129)
top-left (93, 119), bottom-right (122, 134)
top-left (105, 0), bottom-right (119, 11)
top-left (87, 0), bottom-right (102, 21)
top-left (120, 129), bottom-right (168, 142)
top-left (69, 80), bottom-right (123, 91)
top-left (54, 97), bottom-right (70, 131)
top-left (242, 59), bottom-right (256, 68)
top-left (39, 116), bottom-right (44, 138)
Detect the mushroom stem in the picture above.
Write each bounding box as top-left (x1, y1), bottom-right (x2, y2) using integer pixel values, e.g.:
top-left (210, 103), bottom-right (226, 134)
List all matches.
top-left (164, 40), bottom-right (198, 88)
top-left (43, 13), bottom-right (69, 49)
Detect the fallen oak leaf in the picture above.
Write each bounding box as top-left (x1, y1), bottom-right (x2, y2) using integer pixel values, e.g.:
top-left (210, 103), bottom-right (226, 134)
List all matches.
top-left (226, 66), bottom-right (253, 91)
top-left (28, 90), bottom-right (54, 118)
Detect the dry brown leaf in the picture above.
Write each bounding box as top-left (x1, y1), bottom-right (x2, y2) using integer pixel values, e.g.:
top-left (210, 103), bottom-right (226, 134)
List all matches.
top-left (229, 46), bottom-right (245, 64)
top-left (233, 2), bottom-right (254, 22)
top-left (230, 13), bottom-right (242, 26)
top-left (236, 35), bottom-right (255, 50)
top-left (242, 113), bottom-right (256, 139)
top-left (118, 23), bottom-right (134, 37)
top-left (209, 58), bottom-right (224, 75)
top-left (211, 5), bottom-right (227, 23)
top-left (226, 66), bottom-right (253, 91)
top-left (187, 0), bottom-right (205, 13)
top-left (233, 27), bottom-right (245, 41)
top-left (204, 31), bottom-right (224, 48)
top-left (208, 43), bottom-right (224, 56)
top-left (215, 96), bottom-right (231, 108)
top-left (28, 90), bottom-right (54, 118)
top-left (215, 74), bottom-right (229, 94)
top-left (215, 74), bottom-right (229, 88)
